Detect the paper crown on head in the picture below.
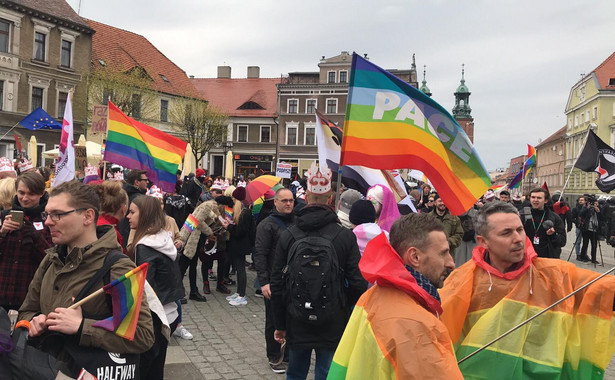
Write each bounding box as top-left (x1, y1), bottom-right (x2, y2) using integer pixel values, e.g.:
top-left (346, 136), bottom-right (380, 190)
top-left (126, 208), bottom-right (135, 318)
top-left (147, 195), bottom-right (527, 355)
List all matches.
top-left (112, 171), bottom-right (124, 181)
top-left (0, 157), bottom-right (15, 173)
top-left (17, 158), bottom-right (34, 173)
top-left (147, 185), bottom-right (164, 199)
top-left (84, 164), bottom-right (98, 177)
top-left (306, 161), bottom-right (332, 195)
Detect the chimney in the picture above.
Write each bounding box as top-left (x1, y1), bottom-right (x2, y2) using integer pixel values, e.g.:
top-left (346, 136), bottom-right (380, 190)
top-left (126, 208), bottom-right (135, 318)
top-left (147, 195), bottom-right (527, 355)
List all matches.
top-left (247, 66), bottom-right (260, 79)
top-left (217, 66), bottom-right (231, 78)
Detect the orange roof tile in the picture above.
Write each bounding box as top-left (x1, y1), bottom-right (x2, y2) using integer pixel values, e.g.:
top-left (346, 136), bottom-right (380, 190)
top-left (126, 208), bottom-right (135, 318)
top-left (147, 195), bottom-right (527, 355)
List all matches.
top-left (592, 51), bottom-right (615, 90)
top-left (190, 77), bottom-right (281, 118)
top-left (85, 19), bottom-right (200, 99)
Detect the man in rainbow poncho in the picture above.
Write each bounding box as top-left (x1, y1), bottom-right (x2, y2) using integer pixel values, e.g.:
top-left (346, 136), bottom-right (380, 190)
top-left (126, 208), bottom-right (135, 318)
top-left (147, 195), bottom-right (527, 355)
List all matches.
top-left (440, 201), bottom-right (615, 379)
top-left (328, 213), bottom-right (463, 379)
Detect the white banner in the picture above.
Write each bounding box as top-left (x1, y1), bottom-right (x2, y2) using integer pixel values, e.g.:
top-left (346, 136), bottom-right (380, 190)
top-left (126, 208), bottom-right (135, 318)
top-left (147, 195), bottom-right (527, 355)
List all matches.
top-left (52, 94), bottom-right (74, 187)
top-left (276, 162), bottom-right (292, 178)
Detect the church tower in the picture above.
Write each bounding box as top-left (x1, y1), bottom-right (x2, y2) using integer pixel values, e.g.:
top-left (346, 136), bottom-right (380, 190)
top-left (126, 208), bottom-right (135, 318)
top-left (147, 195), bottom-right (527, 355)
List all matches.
top-left (452, 64), bottom-right (474, 143)
top-left (419, 65), bottom-right (432, 97)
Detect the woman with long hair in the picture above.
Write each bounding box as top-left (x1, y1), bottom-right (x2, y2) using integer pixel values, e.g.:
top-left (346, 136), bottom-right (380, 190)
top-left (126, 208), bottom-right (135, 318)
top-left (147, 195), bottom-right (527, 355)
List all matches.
top-left (127, 195), bottom-right (184, 378)
top-left (225, 186), bottom-right (254, 306)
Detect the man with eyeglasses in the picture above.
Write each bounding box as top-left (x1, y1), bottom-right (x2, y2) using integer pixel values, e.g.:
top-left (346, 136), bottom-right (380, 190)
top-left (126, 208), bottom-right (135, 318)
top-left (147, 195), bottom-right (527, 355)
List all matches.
top-left (118, 170), bottom-right (148, 248)
top-left (419, 195), bottom-right (436, 213)
top-left (254, 188), bottom-right (295, 373)
top-left (19, 180), bottom-right (154, 356)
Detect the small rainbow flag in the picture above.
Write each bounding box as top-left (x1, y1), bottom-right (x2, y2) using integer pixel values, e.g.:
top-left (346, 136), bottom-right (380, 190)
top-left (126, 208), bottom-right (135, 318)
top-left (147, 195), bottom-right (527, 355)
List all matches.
top-left (183, 213), bottom-right (200, 232)
top-left (340, 54), bottom-right (490, 215)
top-left (508, 144), bottom-right (537, 189)
top-left (224, 205), bottom-right (233, 221)
top-left (92, 263), bottom-right (148, 341)
top-left (104, 101), bottom-right (187, 193)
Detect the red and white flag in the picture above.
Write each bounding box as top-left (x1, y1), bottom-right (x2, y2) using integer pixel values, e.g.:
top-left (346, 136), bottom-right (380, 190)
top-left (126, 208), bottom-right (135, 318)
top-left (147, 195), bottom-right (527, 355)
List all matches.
top-left (52, 93), bottom-right (74, 187)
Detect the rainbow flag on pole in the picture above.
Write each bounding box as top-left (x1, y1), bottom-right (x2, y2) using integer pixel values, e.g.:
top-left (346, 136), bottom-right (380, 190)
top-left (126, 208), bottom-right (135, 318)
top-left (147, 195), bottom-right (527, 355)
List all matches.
top-left (104, 101), bottom-right (187, 193)
top-left (92, 263), bottom-right (148, 341)
top-left (508, 144), bottom-right (537, 189)
top-left (340, 54), bottom-right (490, 215)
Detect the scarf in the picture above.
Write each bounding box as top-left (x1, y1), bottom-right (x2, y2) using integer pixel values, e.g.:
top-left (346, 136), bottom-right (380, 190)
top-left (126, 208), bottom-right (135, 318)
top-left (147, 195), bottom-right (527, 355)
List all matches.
top-left (405, 265), bottom-right (440, 303)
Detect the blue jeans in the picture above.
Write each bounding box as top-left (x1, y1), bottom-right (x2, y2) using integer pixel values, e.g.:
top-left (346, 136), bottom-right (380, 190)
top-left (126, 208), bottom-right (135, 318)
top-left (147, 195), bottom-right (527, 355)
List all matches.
top-left (286, 348), bottom-right (335, 380)
top-left (575, 227), bottom-right (582, 256)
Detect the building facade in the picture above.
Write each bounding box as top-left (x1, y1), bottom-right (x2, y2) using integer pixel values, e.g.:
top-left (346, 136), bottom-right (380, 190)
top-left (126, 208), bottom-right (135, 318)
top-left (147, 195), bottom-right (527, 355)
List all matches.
top-left (0, 0), bottom-right (92, 166)
top-left (277, 51), bottom-right (417, 178)
top-left (535, 126), bottom-right (566, 194)
top-left (564, 51), bottom-right (615, 200)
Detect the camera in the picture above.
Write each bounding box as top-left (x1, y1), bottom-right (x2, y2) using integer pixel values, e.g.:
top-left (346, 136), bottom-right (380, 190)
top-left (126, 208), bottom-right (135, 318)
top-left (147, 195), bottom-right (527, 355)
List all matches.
top-left (585, 195), bottom-right (597, 206)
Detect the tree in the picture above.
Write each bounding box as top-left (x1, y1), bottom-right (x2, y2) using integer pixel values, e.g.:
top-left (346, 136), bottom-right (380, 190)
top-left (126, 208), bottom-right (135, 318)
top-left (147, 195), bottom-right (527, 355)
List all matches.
top-left (170, 98), bottom-right (229, 165)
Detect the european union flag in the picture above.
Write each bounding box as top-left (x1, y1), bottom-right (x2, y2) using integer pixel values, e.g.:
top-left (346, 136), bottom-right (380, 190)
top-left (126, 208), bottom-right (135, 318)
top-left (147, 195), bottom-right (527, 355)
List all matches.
top-left (19, 107), bottom-right (62, 130)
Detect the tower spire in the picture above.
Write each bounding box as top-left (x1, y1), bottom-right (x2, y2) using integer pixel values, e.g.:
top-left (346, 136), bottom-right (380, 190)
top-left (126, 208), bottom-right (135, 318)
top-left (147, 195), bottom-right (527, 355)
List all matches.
top-left (419, 65), bottom-right (432, 97)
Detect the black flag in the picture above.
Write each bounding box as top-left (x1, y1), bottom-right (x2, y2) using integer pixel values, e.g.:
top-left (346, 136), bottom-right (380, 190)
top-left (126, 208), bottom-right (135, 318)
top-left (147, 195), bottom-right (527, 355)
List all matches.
top-left (574, 129), bottom-right (615, 193)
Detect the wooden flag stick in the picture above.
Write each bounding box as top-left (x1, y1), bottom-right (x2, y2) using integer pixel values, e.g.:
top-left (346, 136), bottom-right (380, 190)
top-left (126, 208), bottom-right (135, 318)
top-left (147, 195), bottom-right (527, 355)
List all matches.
top-left (68, 287), bottom-right (105, 310)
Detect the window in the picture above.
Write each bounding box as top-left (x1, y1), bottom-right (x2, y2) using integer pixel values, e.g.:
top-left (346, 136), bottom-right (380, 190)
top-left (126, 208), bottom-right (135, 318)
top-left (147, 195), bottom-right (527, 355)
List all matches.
top-left (304, 126), bottom-right (316, 145)
top-left (60, 39), bottom-right (72, 67)
top-left (260, 125), bottom-right (270, 143)
top-left (160, 99), bottom-right (169, 122)
top-left (131, 94), bottom-right (141, 119)
top-left (574, 115), bottom-right (578, 126)
top-left (237, 125), bottom-right (248, 142)
top-left (593, 106), bottom-right (598, 120)
top-left (31, 87), bottom-right (43, 110)
top-left (0, 19), bottom-right (9, 53)
top-left (286, 124), bottom-right (298, 145)
top-left (339, 70), bottom-right (348, 83)
top-left (58, 92), bottom-right (67, 119)
top-left (288, 99), bottom-right (298, 113)
top-left (586, 110), bottom-right (590, 123)
top-left (306, 99), bottom-right (317, 114)
top-left (326, 98), bottom-right (338, 114)
top-left (34, 32), bottom-right (46, 61)
top-left (610, 78), bottom-right (615, 86)
top-left (328, 71), bottom-right (336, 83)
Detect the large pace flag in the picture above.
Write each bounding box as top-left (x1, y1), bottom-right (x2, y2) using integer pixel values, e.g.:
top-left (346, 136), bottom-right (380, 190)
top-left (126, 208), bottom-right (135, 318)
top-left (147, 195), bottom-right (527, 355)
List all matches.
top-left (574, 129), bottom-right (615, 193)
top-left (105, 101), bottom-right (188, 193)
top-left (19, 107), bottom-right (62, 130)
top-left (315, 110), bottom-right (410, 201)
top-left (52, 94), bottom-right (75, 187)
top-left (340, 54), bottom-right (490, 215)
top-left (508, 144), bottom-right (536, 189)
top-left (92, 263), bottom-right (148, 341)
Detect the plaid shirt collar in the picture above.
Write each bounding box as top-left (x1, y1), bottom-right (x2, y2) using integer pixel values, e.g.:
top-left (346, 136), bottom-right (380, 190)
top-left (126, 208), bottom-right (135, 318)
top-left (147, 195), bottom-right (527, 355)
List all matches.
top-left (405, 265), bottom-right (441, 303)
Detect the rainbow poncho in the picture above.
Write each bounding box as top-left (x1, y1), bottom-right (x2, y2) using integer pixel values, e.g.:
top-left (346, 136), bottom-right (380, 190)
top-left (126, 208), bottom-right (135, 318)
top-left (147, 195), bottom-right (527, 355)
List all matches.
top-left (440, 244), bottom-right (615, 379)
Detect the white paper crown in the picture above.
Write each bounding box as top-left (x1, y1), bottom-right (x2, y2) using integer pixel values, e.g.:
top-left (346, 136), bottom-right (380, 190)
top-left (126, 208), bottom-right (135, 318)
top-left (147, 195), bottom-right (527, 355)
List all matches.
top-left (112, 171), bottom-right (124, 181)
top-left (17, 158), bottom-right (34, 173)
top-left (147, 185), bottom-right (164, 199)
top-left (84, 164), bottom-right (98, 177)
top-left (0, 157), bottom-right (15, 173)
top-left (306, 161), bottom-right (332, 195)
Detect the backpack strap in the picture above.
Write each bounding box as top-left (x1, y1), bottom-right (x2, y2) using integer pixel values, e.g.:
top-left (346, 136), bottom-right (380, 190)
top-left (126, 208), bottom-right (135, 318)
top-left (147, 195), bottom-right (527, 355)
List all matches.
top-left (74, 249), bottom-right (125, 302)
top-left (269, 215), bottom-right (289, 230)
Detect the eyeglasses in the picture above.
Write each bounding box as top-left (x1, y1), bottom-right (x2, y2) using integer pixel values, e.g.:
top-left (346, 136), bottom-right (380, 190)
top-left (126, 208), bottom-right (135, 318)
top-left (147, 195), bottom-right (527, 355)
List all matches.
top-left (138, 178), bottom-right (148, 182)
top-left (277, 199), bottom-right (294, 203)
top-left (42, 208), bottom-right (88, 222)
top-left (428, 199), bottom-right (435, 203)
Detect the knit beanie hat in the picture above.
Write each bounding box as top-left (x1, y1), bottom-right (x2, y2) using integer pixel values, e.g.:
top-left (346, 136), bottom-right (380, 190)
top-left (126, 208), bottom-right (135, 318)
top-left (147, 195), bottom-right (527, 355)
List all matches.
top-left (349, 200), bottom-right (376, 226)
top-left (232, 186), bottom-right (246, 201)
top-left (215, 195), bottom-right (234, 208)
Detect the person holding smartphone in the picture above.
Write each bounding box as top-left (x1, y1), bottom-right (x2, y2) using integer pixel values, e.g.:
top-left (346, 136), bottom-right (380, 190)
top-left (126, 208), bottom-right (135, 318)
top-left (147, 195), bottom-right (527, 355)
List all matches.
top-left (0, 171), bottom-right (52, 311)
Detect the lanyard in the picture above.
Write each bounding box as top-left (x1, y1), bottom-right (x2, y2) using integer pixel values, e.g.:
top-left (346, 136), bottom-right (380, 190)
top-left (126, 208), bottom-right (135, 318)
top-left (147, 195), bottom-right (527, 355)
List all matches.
top-left (531, 210), bottom-right (546, 232)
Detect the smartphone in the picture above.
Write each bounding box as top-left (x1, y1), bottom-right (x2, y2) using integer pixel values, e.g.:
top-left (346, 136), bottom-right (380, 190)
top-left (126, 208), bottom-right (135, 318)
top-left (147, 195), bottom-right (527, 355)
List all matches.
top-left (10, 210), bottom-right (24, 227)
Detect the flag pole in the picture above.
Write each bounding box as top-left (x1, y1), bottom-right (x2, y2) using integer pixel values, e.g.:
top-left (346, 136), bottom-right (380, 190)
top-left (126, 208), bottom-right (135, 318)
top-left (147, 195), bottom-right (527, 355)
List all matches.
top-left (559, 128), bottom-right (593, 202)
top-left (0, 122), bottom-right (21, 142)
top-left (69, 287), bottom-right (105, 309)
top-left (458, 264), bottom-right (615, 365)
top-left (334, 167), bottom-right (343, 213)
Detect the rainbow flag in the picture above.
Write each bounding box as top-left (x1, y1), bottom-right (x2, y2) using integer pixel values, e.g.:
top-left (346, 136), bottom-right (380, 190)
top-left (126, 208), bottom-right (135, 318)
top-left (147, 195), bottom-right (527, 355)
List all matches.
top-left (104, 101), bottom-right (187, 193)
top-left (340, 54), bottom-right (490, 215)
top-left (183, 213), bottom-right (199, 232)
top-left (440, 250), bottom-right (615, 379)
top-left (224, 205), bottom-right (233, 221)
top-left (508, 144), bottom-right (537, 189)
top-left (92, 263), bottom-right (148, 341)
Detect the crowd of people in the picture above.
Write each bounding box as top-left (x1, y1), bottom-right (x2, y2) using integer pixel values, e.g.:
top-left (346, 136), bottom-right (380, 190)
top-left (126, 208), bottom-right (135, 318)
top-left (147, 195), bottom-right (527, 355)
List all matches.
top-left (0, 155), bottom-right (614, 379)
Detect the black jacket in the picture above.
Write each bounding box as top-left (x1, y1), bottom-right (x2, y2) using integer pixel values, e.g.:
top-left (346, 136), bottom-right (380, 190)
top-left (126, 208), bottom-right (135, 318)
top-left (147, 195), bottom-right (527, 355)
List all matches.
top-left (135, 245), bottom-right (184, 305)
top-left (270, 204), bottom-right (367, 350)
top-left (118, 184), bottom-right (146, 247)
top-left (226, 206), bottom-right (255, 257)
top-left (180, 177), bottom-right (204, 211)
top-left (254, 210), bottom-right (294, 286)
top-left (522, 207), bottom-right (566, 259)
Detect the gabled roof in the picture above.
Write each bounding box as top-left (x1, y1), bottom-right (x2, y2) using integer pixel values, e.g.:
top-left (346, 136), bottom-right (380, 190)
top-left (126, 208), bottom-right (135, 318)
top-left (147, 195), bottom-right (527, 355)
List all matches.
top-left (190, 77), bottom-right (281, 118)
top-left (85, 19), bottom-right (200, 99)
top-left (536, 126), bottom-right (567, 148)
top-left (592, 51), bottom-right (615, 90)
top-left (6, 0), bottom-right (92, 32)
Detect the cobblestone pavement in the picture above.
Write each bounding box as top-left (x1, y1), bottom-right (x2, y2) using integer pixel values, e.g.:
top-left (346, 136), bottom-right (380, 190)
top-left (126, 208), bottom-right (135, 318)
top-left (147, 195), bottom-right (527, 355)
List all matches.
top-left (165, 228), bottom-right (615, 379)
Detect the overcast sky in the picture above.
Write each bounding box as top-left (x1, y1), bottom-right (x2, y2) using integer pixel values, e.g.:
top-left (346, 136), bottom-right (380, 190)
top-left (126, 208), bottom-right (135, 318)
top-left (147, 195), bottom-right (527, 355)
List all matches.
top-left (66, 0), bottom-right (615, 171)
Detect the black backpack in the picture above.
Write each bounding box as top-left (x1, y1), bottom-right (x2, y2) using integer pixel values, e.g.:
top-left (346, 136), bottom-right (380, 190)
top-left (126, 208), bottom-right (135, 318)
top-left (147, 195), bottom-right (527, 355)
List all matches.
top-left (282, 225), bottom-right (344, 325)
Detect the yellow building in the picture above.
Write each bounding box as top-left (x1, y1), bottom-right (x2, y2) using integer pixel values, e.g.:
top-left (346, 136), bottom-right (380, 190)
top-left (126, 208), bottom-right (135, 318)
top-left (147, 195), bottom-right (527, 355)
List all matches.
top-left (564, 51), bottom-right (615, 199)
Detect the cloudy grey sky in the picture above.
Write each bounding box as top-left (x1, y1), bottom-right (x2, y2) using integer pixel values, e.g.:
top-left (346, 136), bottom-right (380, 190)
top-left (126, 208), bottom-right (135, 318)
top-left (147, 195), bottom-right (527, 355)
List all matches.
top-left (66, 0), bottom-right (615, 171)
